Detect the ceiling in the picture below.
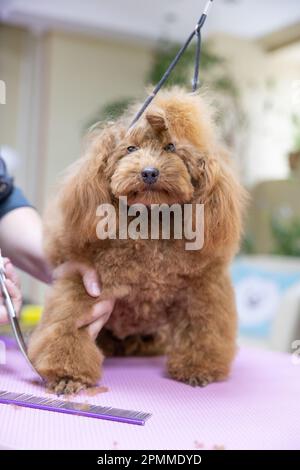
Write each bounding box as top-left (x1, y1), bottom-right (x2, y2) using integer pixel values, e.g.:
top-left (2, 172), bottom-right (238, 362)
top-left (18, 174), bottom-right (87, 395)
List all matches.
top-left (0, 0), bottom-right (300, 44)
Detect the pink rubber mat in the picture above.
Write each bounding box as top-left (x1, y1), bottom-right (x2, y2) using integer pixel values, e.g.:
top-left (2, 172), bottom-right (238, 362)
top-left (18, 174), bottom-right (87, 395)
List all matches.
top-left (0, 335), bottom-right (300, 450)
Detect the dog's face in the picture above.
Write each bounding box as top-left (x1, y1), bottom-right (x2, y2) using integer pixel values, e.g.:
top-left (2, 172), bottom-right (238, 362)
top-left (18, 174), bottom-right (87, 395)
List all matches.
top-left (106, 92), bottom-right (217, 207)
top-left (109, 110), bottom-right (201, 206)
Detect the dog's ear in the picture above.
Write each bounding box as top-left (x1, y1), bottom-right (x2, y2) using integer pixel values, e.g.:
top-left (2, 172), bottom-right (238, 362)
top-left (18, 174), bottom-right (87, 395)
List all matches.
top-left (194, 150), bottom-right (247, 253)
top-left (56, 126), bottom-right (116, 246)
top-left (146, 107), bottom-right (168, 133)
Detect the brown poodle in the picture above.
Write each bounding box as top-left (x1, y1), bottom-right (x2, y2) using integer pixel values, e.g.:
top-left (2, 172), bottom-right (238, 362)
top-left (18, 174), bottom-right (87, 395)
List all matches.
top-left (28, 87), bottom-right (246, 394)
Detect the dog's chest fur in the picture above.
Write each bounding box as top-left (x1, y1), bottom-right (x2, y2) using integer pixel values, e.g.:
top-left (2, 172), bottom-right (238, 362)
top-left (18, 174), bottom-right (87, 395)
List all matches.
top-left (90, 238), bottom-right (203, 338)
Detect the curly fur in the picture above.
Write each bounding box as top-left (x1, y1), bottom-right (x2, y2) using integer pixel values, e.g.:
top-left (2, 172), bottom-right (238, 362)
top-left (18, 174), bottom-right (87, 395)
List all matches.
top-left (28, 87), bottom-right (247, 394)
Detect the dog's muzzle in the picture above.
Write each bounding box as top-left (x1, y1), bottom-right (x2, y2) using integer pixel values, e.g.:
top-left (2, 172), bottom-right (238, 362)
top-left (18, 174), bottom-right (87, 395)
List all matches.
top-left (141, 167), bottom-right (159, 185)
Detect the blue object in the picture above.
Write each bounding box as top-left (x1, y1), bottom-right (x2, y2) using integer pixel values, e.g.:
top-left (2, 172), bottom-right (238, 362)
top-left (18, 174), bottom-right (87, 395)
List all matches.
top-left (0, 186), bottom-right (32, 219)
top-left (232, 259), bottom-right (300, 338)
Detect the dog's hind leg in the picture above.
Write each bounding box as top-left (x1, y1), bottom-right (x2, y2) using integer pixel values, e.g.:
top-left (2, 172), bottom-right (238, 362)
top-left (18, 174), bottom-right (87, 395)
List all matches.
top-left (28, 275), bottom-right (104, 395)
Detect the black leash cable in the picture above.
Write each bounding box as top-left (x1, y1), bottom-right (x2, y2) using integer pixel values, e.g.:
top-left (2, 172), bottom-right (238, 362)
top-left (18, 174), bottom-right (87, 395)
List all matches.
top-left (129, 0), bottom-right (214, 129)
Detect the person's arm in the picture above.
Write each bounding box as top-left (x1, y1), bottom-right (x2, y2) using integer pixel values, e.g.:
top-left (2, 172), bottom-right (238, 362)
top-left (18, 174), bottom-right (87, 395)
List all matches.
top-left (0, 178), bottom-right (52, 283)
top-left (0, 207), bottom-right (52, 283)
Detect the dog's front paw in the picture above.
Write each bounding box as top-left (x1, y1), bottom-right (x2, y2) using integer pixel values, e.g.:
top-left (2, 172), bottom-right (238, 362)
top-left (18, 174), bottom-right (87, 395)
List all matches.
top-left (168, 367), bottom-right (214, 387)
top-left (167, 359), bottom-right (228, 387)
top-left (48, 377), bottom-right (88, 396)
top-left (28, 326), bottom-right (104, 394)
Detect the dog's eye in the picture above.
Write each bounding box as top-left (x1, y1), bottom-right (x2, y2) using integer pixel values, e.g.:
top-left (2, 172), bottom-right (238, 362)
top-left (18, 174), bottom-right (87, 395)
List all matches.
top-left (164, 143), bottom-right (176, 153)
top-left (127, 146), bottom-right (139, 153)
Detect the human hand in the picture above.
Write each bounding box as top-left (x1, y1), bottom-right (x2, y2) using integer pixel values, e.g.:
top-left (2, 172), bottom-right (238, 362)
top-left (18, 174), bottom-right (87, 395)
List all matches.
top-left (0, 258), bottom-right (22, 324)
top-left (53, 261), bottom-right (115, 339)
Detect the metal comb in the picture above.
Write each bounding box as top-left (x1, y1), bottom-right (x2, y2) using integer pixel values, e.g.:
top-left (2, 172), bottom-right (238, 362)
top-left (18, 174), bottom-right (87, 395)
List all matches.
top-left (0, 390), bottom-right (151, 425)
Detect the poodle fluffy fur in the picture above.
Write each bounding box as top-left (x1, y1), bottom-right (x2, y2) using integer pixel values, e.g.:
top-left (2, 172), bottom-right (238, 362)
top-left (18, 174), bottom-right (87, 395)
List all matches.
top-left (28, 87), bottom-right (246, 394)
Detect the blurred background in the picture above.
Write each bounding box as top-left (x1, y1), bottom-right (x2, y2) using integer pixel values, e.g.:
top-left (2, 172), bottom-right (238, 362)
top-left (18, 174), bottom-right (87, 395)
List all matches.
top-left (1, 0), bottom-right (300, 352)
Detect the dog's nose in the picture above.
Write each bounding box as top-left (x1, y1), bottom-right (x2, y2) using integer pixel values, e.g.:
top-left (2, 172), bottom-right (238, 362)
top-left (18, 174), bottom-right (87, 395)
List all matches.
top-left (141, 167), bottom-right (159, 184)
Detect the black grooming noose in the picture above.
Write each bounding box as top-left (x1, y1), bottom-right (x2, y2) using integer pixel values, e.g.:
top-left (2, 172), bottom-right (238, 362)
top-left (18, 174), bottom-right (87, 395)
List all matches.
top-left (129, 0), bottom-right (214, 129)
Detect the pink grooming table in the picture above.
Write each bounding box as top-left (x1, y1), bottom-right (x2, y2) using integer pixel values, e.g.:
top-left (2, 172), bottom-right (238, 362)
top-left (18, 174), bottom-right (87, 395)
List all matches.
top-left (0, 335), bottom-right (299, 450)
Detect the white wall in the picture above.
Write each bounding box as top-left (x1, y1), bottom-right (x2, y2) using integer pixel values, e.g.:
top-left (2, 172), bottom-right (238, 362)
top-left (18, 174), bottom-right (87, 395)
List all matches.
top-left (209, 34), bottom-right (300, 186)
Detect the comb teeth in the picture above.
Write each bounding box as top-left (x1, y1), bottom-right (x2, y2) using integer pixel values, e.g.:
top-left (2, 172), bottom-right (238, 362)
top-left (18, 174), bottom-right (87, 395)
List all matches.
top-left (0, 390), bottom-right (152, 425)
